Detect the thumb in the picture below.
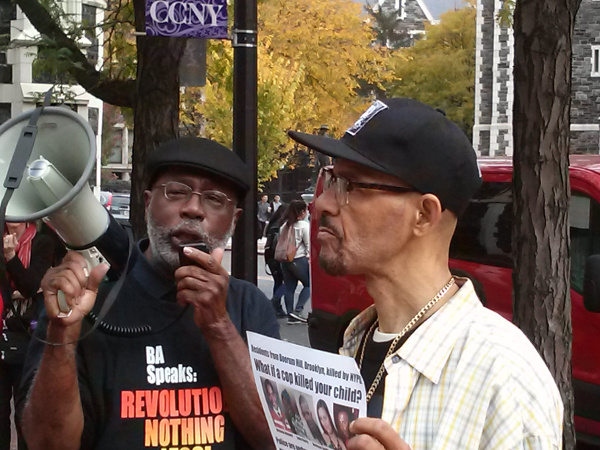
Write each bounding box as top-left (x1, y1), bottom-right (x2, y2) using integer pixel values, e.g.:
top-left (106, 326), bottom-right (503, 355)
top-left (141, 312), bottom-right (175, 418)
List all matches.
top-left (211, 247), bottom-right (224, 266)
top-left (86, 263), bottom-right (110, 292)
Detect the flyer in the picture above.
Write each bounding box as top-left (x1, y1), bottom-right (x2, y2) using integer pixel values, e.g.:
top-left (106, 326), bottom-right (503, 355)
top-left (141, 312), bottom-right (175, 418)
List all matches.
top-left (247, 332), bottom-right (366, 450)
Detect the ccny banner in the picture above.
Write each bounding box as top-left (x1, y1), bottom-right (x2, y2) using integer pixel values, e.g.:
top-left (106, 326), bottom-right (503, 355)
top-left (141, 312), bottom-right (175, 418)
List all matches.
top-left (145, 0), bottom-right (227, 38)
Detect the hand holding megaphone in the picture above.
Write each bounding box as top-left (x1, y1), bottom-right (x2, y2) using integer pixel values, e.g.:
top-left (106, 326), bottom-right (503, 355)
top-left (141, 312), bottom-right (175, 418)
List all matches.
top-left (56, 247), bottom-right (111, 316)
top-left (42, 251), bottom-right (109, 325)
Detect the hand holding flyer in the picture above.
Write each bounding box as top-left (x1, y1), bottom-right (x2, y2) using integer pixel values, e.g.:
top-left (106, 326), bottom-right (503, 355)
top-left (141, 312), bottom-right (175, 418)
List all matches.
top-left (247, 332), bottom-right (366, 450)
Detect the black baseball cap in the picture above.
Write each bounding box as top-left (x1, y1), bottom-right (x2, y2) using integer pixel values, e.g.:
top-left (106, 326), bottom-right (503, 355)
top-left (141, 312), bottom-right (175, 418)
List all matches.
top-left (146, 137), bottom-right (251, 198)
top-left (288, 98), bottom-right (482, 216)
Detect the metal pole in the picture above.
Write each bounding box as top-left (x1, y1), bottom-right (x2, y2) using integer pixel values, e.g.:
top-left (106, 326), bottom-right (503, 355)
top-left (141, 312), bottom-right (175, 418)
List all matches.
top-left (231, 0), bottom-right (258, 283)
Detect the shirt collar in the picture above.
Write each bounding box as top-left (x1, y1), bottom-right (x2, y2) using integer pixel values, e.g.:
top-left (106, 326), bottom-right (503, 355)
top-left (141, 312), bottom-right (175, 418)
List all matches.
top-left (392, 278), bottom-right (481, 383)
top-left (131, 238), bottom-right (177, 300)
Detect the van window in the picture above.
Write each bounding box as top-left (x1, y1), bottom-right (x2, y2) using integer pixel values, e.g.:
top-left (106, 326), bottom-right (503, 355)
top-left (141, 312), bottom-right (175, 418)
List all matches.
top-left (450, 182), bottom-right (513, 268)
top-left (450, 182), bottom-right (600, 294)
top-left (570, 193), bottom-right (600, 293)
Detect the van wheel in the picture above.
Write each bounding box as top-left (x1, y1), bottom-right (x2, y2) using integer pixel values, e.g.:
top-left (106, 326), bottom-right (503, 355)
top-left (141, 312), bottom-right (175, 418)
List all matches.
top-left (450, 269), bottom-right (487, 305)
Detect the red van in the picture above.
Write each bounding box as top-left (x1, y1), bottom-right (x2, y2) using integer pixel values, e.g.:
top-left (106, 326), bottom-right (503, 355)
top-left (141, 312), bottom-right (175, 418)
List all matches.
top-left (308, 156), bottom-right (600, 446)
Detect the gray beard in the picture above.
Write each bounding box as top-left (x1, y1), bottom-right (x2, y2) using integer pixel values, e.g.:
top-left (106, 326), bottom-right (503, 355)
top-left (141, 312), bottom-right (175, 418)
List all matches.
top-left (146, 212), bottom-right (235, 275)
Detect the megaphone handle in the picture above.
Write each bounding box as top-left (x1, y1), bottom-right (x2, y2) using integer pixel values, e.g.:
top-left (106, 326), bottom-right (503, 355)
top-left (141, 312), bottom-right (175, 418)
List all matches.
top-left (56, 291), bottom-right (72, 318)
top-left (56, 247), bottom-right (111, 318)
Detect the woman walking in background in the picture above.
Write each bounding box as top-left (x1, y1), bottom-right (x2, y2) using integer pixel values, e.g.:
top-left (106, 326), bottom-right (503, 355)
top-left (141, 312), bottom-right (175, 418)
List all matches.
top-left (1, 221), bottom-right (56, 450)
top-left (263, 206), bottom-right (287, 317)
top-left (280, 200), bottom-right (310, 324)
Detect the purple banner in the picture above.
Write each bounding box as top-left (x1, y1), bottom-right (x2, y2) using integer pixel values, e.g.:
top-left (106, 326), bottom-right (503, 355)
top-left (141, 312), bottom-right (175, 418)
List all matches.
top-left (145, 0), bottom-right (227, 38)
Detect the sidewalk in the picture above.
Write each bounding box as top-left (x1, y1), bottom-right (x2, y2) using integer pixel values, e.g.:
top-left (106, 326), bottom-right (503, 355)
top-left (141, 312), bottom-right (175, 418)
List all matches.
top-left (225, 237), bottom-right (266, 255)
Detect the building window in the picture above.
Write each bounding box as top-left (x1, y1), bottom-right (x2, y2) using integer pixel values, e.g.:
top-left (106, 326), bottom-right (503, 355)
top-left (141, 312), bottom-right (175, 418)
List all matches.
top-left (82, 4), bottom-right (98, 66)
top-left (592, 46), bottom-right (600, 77)
top-left (0, 52), bottom-right (11, 84)
top-left (0, 2), bottom-right (15, 84)
top-left (88, 106), bottom-right (99, 135)
top-left (394, 0), bottom-right (406, 19)
top-left (0, 103), bottom-right (10, 126)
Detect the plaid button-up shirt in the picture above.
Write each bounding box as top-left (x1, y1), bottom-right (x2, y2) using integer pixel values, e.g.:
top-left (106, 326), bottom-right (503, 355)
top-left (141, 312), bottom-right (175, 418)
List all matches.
top-left (340, 278), bottom-right (563, 449)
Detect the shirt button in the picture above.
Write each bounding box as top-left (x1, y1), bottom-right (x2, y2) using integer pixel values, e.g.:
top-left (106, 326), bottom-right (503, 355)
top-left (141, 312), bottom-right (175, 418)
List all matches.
top-left (391, 355), bottom-right (401, 364)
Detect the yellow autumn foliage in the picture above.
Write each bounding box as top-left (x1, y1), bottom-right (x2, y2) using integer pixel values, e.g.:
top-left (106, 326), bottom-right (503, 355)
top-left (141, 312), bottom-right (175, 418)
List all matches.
top-left (182, 0), bottom-right (392, 182)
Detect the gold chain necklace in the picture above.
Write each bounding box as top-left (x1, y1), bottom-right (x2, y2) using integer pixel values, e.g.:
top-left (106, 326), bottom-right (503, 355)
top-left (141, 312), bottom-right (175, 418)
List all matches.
top-left (358, 277), bottom-right (456, 402)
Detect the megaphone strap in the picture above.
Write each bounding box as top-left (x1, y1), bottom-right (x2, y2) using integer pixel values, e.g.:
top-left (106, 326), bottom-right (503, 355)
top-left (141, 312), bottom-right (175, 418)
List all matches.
top-left (3, 87), bottom-right (53, 191)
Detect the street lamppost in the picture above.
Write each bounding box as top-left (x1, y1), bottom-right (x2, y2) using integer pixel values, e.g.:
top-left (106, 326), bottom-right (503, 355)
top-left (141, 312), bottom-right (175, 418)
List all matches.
top-left (231, 0), bottom-right (258, 283)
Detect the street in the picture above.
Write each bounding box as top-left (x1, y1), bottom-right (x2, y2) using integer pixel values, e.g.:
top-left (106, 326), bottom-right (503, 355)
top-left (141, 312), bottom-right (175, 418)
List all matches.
top-left (221, 248), bottom-right (311, 348)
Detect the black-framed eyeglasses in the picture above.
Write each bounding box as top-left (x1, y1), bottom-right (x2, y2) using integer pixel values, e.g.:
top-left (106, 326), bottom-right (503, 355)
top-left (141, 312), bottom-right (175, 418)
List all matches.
top-left (321, 167), bottom-right (417, 206)
top-left (158, 181), bottom-right (234, 213)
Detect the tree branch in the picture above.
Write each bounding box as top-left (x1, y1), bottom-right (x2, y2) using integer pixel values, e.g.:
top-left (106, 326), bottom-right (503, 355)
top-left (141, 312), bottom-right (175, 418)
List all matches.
top-left (14, 0), bottom-right (135, 108)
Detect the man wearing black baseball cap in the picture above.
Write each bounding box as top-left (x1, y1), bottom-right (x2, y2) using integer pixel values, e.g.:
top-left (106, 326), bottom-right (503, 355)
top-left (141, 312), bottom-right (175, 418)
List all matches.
top-left (21, 137), bottom-right (279, 450)
top-left (289, 98), bottom-right (562, 449)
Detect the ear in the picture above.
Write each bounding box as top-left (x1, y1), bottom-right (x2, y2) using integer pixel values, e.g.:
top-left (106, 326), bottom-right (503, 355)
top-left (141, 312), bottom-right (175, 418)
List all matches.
top-left (144, 190), bottom-right (153, 222)
top-left (144, 190), bottom-right (152, 209)
top-left (413, 194), bottom-right (443, 236)
top-left (231, 208), bottom-right (243, 228)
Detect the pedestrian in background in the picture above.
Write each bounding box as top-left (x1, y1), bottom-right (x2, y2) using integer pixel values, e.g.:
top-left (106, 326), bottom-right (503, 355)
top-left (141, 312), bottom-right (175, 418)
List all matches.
top-left (257, 194), bottom-right (271, 239)
top-left (264, 206), bottom-right (287, 317)
top-left (279, 200), bottom-right (310, 324)
top-left (271, 194), bottom-right (284, 214)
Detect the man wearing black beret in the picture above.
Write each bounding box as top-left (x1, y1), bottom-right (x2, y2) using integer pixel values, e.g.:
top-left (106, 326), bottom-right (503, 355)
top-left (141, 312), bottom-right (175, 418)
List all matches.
top-left (289, 98), bottom-right (563, 449)
top-left (20, 137), bottom-right (279, 450)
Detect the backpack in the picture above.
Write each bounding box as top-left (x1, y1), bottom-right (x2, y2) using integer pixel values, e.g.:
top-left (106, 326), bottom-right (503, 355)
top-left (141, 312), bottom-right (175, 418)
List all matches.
top-left (274, 224), bottom-right (298, 263)
top-left (264, 227), bottom-right (279, 263)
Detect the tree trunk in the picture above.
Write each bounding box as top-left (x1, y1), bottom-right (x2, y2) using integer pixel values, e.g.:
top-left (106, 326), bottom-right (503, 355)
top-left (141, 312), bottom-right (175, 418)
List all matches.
top-left (14, 0), bottom-right (135, 106)
top-left (512, 0), bottom-right (581, 446)
top-left (130, 0), bottom-right (187, 239)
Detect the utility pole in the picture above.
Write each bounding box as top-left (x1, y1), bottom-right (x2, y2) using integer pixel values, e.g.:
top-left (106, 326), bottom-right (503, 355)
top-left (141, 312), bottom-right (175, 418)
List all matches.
top-left (231, 0), bottom-right (258, 283)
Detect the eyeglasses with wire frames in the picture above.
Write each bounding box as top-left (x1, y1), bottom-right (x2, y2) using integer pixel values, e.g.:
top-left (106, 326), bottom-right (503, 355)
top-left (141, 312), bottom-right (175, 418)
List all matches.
top-left (321, 167), bottom-right (418, 206)
top-left (157, 181), bottom-right (234, 213)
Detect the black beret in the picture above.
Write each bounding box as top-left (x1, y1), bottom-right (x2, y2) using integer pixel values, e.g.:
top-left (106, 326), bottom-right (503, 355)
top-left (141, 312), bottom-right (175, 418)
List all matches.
top-left (146, 137), bottom-right (251, 196)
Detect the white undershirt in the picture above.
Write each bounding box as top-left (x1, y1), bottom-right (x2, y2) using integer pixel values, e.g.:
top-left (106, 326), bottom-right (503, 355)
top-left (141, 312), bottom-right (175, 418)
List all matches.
top-left (373, 328), bottom-right (398, 343)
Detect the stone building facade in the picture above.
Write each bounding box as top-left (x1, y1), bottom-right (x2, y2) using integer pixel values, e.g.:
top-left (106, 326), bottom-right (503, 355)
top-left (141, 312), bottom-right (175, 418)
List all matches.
top-left (571, 0), bottom-right (600, 154)
top-left (369, 0), bottom-right (437, 47)
top-left (474, 0), bottom-right (600, 156)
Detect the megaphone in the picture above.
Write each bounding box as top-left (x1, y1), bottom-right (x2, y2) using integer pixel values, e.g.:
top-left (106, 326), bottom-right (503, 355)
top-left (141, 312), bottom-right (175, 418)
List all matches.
top-left (0, 106), bottom-right (129, 292)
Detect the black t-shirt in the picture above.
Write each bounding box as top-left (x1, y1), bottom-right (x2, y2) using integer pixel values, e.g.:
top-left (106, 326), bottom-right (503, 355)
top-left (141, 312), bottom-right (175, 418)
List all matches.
top-left (18, 242), bottom-right (280, 450)
top-left (359, 325), bottom-right (418, 418)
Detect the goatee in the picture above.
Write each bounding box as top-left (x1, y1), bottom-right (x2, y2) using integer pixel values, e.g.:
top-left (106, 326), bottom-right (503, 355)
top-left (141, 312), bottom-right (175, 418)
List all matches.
top-left (146, 212), bottom-right (235, 275)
